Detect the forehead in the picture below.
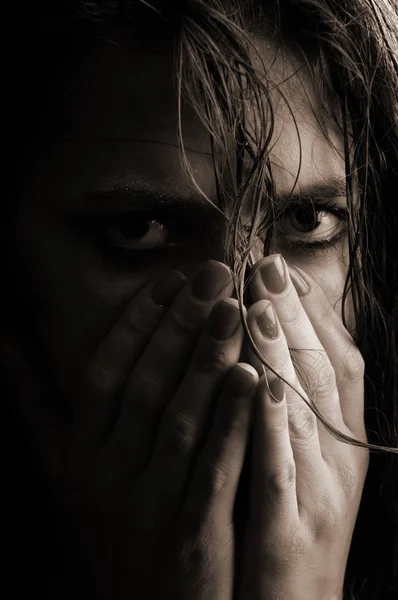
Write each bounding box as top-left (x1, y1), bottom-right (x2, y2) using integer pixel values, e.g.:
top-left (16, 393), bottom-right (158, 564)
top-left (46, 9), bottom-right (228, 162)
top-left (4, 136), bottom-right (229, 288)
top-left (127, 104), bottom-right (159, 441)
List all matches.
top-left (63, 32), bottom-right (345, 197)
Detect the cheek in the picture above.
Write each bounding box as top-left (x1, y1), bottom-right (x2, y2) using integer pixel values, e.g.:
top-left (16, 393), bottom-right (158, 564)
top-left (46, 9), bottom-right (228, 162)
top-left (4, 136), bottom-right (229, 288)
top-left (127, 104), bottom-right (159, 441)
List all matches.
top-left (305, 259), bottom-right (356, 336)
top-left (14, 212), bottom-right (154, 401)
top-left (14, 210), bottom-right (221, 404)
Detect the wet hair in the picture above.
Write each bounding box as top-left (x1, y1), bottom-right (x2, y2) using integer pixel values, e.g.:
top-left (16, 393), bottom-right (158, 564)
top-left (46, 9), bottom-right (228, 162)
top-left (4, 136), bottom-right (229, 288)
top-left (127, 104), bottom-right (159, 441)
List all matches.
top-left (8, 1), bottom-right (398, 598)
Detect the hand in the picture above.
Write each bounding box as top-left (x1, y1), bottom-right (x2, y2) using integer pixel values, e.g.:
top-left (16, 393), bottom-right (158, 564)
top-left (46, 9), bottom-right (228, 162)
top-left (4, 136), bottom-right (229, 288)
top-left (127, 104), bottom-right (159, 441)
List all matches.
top-left (237, 254), bottom-right (369, 600)
top-left (3, 260), bottom-right (259, 600)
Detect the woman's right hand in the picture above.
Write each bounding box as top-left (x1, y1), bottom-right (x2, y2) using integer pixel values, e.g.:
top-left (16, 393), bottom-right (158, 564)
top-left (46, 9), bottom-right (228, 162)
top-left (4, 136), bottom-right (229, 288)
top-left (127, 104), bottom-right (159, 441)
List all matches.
top-left (4, 260), bottom-right (259, 600)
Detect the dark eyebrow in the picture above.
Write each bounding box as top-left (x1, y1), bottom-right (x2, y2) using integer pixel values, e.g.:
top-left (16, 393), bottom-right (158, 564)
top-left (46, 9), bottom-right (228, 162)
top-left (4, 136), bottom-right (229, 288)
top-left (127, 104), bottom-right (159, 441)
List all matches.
top-left (80, 176), bottom-right (347, 214)
top-left (81, 181), bottom-right (212, 215)
top-left (277, 177), bottom-right (347, 205)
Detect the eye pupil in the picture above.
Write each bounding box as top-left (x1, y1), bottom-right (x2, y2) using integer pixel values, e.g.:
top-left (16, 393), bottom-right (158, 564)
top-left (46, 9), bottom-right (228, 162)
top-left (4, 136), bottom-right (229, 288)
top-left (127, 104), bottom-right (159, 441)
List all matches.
top-left (290, 206), bottom-right (320, 233)
top-left (117, 219), bottom-right (151, 238)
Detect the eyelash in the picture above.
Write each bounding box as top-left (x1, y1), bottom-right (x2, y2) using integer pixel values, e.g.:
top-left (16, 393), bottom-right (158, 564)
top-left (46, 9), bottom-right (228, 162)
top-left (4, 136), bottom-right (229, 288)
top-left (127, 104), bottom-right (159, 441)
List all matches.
top-left (75, 209), bottom-right (202, 262)
top-left (276, 200), bottom-right (347, 254)
top-left (78, 199), bottom-right (347, 260)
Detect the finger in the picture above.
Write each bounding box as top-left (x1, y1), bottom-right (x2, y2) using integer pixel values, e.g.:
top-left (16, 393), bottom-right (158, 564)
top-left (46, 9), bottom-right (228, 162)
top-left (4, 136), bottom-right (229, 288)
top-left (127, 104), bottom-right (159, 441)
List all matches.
top-left (250, 373), bottom-right (298, 525)
top-left (249, 254), bottom-right (343, 430)
top-left (288, 264), bottom-right (365, 434)
top-left (108, 260), bottom-right (234, 464)
top-left (182, 363), bottom-right (258, 528)
top-left (144, 298), bottom-right (245, 517)
top-left (75, 271), bottom-right (187, 449)
top-left (247, 299), bottom-right (325, 496)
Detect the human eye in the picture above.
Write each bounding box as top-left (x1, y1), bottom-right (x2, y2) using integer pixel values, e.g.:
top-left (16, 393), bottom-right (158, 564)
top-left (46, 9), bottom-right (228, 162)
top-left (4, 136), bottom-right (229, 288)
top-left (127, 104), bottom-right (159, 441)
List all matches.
top-left (69, 207), bottom-right (205, 262)
top-left (273, 199), bottom-right (347, 254)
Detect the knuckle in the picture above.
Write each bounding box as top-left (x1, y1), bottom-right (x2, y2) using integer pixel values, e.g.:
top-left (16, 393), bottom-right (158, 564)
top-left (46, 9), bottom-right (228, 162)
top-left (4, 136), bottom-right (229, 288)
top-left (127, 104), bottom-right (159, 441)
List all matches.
top-left (294, 350), bottom-right (336, 397)
top-left (162, 411), bottom-right (197, 454)
top-left (124, 304), bottom-right (155, 337)
top-left (265, 288), bottom-right (302, 326)
top-left (342, 345), bottom-right (365, 384)
top-left (308, 492), bottom-right (341, 541)
top-left (312, 367), bottom-right (336, 398)
top-left (312, 298), bottom-right (331, 324)
top-left (86, 360), bottom-right (120, 396)
top-left (128, 372), bottom-right (165, 413)
top-left (266, 459), bottom-right (296, 495)
top-left (280, 296), bottom-right (302, 324)
top-left (216, 405), bottom-right (248, 438)
top-left (267, 357), bottom-right (292, 380)
top-left (178, 532), bottom-right (213, 578)
top-left (168, 307), bottom-right (200, 337)
top-left (289, 403), bottom-right (317, 440)
top-left (196, 343), bottom-right (230, 374)
top-left (198, 461), bottom-right (229, 499)
top-left (267, 415), bottom-right (288, 436)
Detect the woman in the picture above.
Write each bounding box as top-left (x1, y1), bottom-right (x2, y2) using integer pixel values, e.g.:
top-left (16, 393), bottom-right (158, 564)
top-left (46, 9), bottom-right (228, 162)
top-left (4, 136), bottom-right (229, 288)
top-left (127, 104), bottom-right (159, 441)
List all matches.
top-left (3, 0), bottom-right (398, 598)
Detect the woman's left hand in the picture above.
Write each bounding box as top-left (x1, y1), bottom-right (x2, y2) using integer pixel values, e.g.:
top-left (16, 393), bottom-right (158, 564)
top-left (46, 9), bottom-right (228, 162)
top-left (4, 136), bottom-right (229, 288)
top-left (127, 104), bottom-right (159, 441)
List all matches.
top-left (238, 254), bottom-right (369, 600)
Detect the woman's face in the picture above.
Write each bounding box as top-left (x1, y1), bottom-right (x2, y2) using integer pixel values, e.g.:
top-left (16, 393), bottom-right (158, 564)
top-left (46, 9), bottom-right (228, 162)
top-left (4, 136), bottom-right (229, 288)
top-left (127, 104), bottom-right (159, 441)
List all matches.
top-left (16, 33), bottom-right (353, 401)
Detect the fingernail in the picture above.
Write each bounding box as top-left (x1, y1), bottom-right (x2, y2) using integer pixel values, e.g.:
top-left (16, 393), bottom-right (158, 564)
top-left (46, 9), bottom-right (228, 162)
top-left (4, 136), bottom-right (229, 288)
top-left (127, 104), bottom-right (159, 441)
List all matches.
top-left (289, 266), bottom-right (310, 297)
top-left (152, 271), bottom-right (187, 307)
top-left (268, 377), bottom-right (285, 403)
top-left (260, 254), bottom-right (287, 294)
top-left (207, 298), bottom-right (242, 340)
top-left (226, 364), bottom-right (257, 395)
top-left (191, 260), bottom-right (232, 301)
top-left (256, 302), bottom-right (280, 340)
